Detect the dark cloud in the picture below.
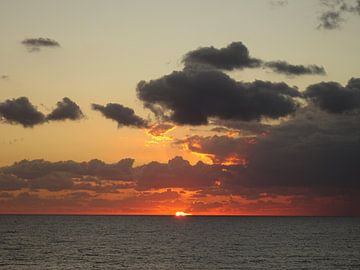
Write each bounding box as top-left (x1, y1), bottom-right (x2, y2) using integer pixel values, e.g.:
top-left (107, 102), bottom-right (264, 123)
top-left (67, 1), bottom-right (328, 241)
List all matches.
top-left (134, 156), bottom-right (223, 190)
top-left (265, 61), bottom-right (326, 76)
top-left (304, 78), bottom-right (360, 113)
top-left (182, 41), bottom-right (326, 77)
top-left (137, 69), bottom-right (300, 125)
top-left (21, 37), bottom-right (60, 52)
top-left (318, 0), bottom-right (360, 29)
top-left (0, 97), bottom-right (45, 127)
top-left (0, 97), bottom-right (86, 127)
top-left (183, 42), bottom-right (262, 70)
top-left (0, 158), bottom-right (136, 193)
top-left (212, 120), bottom-right (271, 135)
top-left (1, 75), bottom-right (9, 80)
top-left (0, 173), bottom-right (27, 191)
top-left (167, 105), bottom-right (360, 201)
top-left (46, 97), bottom-right (84, 121)
top-left (92, 103), bottom-right (148, 128)
top-left (236, 107), bottom-right (360, 191)
top-left (2, 158), bottom-right (134, 181)
top-left (176, 135), bottom-right (253, 165)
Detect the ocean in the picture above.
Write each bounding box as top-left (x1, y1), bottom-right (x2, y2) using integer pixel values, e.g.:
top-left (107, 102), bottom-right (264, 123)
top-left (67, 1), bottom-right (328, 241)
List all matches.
top-left (0, 216), bottom-right (359, 269)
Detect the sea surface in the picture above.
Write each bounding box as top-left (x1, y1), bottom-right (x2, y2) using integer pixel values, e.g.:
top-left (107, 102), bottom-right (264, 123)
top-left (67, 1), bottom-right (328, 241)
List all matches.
top-left (0, 216), bottom-right (359, 269)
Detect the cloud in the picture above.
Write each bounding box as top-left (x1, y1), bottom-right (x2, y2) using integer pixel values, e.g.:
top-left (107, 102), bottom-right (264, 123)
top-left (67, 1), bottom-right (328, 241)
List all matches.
top-left (1, 75), bottom-right (9, 80)
top-left (0, 173), bottom-right (27, 191)
top-left (0, 97), bottom-right (45, 127)
top-left (137, 69), bottom-right (300, 125)
top-left (92, 103), bottom-right (148, 128)
top-left (0, 158), bottom-right (136, 193)
top-left (147, 123), bottom-right (175, 137)
top-left (212, 120), bottom-right (271, 135)
top-left (0, 97), bottom-right (86, 127)
top-left (134, 156), bottom-right (223, 190)
top-left (265, 61), bottom-right (326, 76)
top-left (21, 37), bottom-right (60, 52)
top-left (235, 107), bottom-right (360, 191)
top-left (182, 41), bottom-right (326, 77)
top-left (176, 135), bottom-right (254, 165)
top-left (269, 0), bottom-right (288, 7)
top-left (183, 42), bottom-right (262, 70)
top-left (318, 10), bottom-right (345, 29)
top-left (304, 77), bottom-right (360, 113)
top-left (2, 158), bottom-right (134, 181)
top-left (318, 0), bottom-right (360, 29)
top-left (46, 97), bottom-right (84, 121)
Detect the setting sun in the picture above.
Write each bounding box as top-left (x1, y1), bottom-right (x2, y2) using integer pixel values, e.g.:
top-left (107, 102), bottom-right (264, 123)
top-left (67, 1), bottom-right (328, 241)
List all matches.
top-left (175, 211), bottom-right (191, 217)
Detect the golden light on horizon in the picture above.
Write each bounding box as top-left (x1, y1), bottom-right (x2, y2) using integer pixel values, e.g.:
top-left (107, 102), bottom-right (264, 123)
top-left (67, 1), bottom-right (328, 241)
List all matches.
top-left (175, 211), bottom-right (191, 217)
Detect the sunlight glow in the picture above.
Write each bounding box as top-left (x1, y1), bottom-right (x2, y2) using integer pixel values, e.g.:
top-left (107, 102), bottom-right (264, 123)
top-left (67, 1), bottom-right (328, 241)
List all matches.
top-left (175, 211), bottom-right (191, 217)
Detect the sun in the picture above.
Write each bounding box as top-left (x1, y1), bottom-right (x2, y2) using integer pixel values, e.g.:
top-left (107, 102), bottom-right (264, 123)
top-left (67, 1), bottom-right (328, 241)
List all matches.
top-left (175, 211), bottom-right (191, 217)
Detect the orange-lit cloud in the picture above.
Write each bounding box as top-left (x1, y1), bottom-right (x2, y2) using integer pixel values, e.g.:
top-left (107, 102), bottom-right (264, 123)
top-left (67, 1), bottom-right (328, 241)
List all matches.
top-left (146, 123), bottom-right (176, 144)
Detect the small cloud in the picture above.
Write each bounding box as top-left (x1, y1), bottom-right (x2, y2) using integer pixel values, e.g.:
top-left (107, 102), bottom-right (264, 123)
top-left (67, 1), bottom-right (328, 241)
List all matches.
top-left (21, 37), bottom-right (60, 52)
top-left (265, 61), bottom-right (326, 76)
top-left (269, 0), bottom-right (288, 8)
top-left (46, 97), bottom-right (84, 121)
top-left (92, 103), bottom-right (148, 128)
top-left (304, 77), bottom-right (360, 113)
top-left (0, 97), bottom-right (45, 127)
top-left (146, 123), bottom-right (175, 144)
top-left (1, 75), bottom-right (9, 80)
top-left (183, 42), bottom-right (262, 71)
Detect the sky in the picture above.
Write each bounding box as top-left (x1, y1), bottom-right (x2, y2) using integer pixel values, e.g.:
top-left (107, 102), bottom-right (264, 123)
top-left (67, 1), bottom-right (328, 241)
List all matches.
top-left (1, 0), bottom-right (360, 215)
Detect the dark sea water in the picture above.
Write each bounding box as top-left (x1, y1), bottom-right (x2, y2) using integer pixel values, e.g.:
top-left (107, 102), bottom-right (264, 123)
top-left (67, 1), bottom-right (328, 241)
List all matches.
top-left (0, 216), bottom-right (359, 269)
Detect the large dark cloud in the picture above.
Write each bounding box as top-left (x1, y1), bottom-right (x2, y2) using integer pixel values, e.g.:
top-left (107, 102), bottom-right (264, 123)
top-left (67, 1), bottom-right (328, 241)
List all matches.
top-left (304, 78), bottom-right (360, 113)
top-left (21, 37), bottom-right (60, 52)
top-left (92, 103), bottom-right (148, 128)
top-left (265, 61), bottom-right (326, 76)
top-left (183, 42), bottom-right (262, 70)
top-left (238, 107), bottom-right (360, 190)
top-left (137, 69), bottom-right (300, 125)
top-left (0, 97), bottom-right (45, 127)
top-left (46, 97), bottom-right (84, 121)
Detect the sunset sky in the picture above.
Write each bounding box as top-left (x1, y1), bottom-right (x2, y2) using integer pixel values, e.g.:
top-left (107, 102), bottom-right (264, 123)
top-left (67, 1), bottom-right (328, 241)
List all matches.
top-left (1, 0), bottom-right (360, 215)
